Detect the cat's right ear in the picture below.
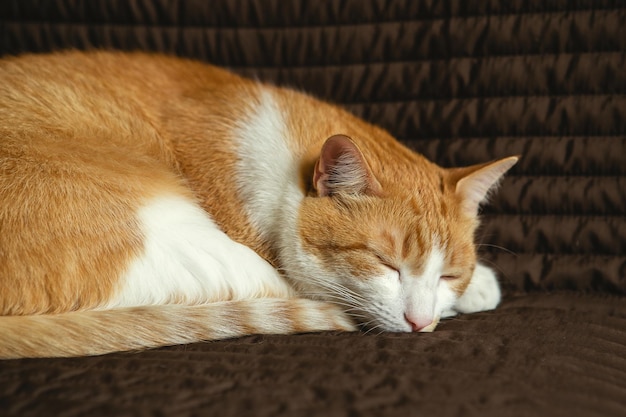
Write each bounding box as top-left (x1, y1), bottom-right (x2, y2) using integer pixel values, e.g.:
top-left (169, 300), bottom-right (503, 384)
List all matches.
top-left (451, 156), bottom-right (519, 217)
top-left (313, 135), bottom-right (382, 197)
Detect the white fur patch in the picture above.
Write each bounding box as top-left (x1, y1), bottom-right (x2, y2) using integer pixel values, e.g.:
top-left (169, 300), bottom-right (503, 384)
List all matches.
top-left (108, 195), bottom-right (293, 308)
top-left (234, 90), bottom-right (302, 243)
top-left (453, 263), bottom-right (501, 314)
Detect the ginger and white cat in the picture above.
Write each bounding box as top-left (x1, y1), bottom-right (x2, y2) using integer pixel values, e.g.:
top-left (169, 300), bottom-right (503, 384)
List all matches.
top-left (0, 51), bottom-right (517, 358)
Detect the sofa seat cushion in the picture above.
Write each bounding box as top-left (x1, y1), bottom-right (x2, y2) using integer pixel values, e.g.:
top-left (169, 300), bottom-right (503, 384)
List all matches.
top-left (1, 293), bottom-right (623, 417)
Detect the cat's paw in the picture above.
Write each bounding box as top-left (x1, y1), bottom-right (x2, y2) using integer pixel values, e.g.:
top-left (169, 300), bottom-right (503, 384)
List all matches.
top-left (453, 263), bottom-right (501, 314)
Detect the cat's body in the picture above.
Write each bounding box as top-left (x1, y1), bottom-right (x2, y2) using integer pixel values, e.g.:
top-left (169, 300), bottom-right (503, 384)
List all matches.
top-left (0, 51), bottom-right (516, 358)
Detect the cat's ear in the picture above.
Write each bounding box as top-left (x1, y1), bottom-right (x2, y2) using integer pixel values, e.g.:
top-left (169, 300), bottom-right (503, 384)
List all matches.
top-left (313, 135), bottom-right (383, 197)
top-left (452, 156), bottom-right (519, 216)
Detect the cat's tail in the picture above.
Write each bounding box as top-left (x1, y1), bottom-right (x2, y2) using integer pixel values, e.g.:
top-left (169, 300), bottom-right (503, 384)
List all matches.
top-left (0, 298), bottom-right (355, 359)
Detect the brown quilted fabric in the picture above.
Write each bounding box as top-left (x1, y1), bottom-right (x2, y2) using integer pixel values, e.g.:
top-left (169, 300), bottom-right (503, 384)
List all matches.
top-left (0, 1), bottom-right (624, 416)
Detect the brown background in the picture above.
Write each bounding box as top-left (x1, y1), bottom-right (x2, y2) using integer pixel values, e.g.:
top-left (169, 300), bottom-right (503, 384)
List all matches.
top-left (0, 1), bottom-right (624, 416)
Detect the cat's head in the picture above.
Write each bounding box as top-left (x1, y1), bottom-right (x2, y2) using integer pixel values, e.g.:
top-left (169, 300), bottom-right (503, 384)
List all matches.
top-left (294, 134), bottom-right (517, 332)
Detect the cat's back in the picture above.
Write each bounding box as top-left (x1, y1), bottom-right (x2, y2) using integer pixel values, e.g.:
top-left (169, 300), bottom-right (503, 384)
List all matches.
top-left (0, 52), bottom-right (192, 218)
top-left (0, 51), bottom-right (262, 174)
top-left (2, 52), bottom-right (193, 141)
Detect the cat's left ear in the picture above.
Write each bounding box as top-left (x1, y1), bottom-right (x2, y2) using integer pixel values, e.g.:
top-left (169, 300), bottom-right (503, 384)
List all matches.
top-left (313, 134), bottom-right (383, 197)
top-left (451, 156), bottom-right (519, 216)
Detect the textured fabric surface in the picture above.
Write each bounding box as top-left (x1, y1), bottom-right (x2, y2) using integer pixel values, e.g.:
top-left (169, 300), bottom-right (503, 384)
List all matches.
top-left (1, 294), bottom-right (624, 417)
top-left (0, 0), bottom-right (625, 416)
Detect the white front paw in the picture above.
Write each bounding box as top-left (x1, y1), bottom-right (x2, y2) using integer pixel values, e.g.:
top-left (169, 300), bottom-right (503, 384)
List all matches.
top-left (453, 263), bottom-right (501, 314)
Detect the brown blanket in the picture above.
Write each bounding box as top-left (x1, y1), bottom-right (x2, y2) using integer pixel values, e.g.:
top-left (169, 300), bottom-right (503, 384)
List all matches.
top-left (1, 1), bottom-right (625, 416)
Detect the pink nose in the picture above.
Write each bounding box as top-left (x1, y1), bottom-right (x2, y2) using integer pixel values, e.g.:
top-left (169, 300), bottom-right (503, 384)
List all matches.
top-left (404, 314), bottom-right (433, 332)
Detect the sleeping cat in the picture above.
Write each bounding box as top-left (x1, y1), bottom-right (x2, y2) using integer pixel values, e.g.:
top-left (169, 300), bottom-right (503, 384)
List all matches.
top-left (0, 51), bottom-right (517, 358)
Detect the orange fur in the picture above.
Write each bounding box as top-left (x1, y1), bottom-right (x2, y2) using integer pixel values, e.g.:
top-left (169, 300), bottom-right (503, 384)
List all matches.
top-left (0, 51), bottom-right (516, 358)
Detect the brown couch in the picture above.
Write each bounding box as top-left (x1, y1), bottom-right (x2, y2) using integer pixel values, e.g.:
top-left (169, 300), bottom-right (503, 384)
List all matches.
top-left (1, 1), bottom-right (624, 416)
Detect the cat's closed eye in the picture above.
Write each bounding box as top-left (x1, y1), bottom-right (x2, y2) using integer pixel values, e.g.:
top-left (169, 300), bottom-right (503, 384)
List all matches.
top-left (373, 254), bottom-right (401, 280)
top-left (440, 275), bottom-right (459, 281)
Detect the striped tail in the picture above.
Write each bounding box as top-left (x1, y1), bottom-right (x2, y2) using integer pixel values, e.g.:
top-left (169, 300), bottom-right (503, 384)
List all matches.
top-left (0, 298), bottom-right (355, 359)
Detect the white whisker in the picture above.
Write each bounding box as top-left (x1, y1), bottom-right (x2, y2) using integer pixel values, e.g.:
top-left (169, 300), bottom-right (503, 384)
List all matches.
top-left (274, 264), bottom-right (390, 331)
top-left (476, 243), bottom-right (517, 256)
